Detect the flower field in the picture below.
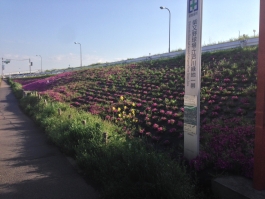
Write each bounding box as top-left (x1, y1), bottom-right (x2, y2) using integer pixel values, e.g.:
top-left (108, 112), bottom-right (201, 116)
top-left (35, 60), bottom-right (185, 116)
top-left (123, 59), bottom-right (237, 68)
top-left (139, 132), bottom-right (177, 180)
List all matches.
top-left (14, 46), bottom-right (258, 178)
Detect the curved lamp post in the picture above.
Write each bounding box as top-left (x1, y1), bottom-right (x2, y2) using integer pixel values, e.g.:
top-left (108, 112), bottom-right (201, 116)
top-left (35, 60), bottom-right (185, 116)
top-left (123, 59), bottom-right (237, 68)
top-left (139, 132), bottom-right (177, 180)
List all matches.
top-left (74, 42), bottom-right (82, 67)
top-left (36, 55), bottom-right (42, 73)
top-left (160, 6), bottom-right (171, 53)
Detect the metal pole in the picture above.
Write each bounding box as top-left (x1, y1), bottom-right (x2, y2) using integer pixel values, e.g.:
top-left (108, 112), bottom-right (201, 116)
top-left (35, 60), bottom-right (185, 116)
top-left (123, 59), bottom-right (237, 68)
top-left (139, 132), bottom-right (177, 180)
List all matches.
top-left (29, 59), bottom-right (31, 75)
top-left (79, 43), bottom-right (82, 67)
top-left (40, 55), bottom-right (42, 73)
top-left (40, 56), bottom-right (42, 72)
top-left (74, 42), bottom-right (82, 67)
top-left (166, 8), bottom-right (171, 53)
top-left (1, 58), bottom-right (3, 79)
top-left (36, 55), bottom-right (42, 73)
top-left (160, 7), bottom-right (171, 53)
top-left (253, 0), bottom-right (265, 191)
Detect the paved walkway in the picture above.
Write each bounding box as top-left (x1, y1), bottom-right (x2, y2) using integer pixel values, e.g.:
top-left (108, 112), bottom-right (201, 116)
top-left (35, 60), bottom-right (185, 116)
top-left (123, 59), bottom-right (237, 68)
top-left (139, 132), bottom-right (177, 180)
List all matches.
top-left (0, 80), bottom-right (99, 199)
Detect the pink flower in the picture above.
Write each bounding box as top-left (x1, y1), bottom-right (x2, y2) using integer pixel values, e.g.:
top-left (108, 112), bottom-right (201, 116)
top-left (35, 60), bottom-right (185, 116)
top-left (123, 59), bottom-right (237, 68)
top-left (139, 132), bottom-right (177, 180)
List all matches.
top-left (157, 127), bottom-right (163, 132)
top-left (146, 107), bottom-right (151, 111)
top-left (173, 113), bottom-right (179, 117)
top-left (140, 112), bottom-right (145, 115)
top-left (145, 132), bottom-right (151, 136)
top-left (152, 108), bottom-right (158, 112)
top-left (168, 119), bottom-right (175, 124)
top-left (153, 123), bottom-right (159, 129)
top-left (161, 117), bottom-right (167, 121)
top-left (166, 111), bottom-right (172, 116)
top-left (139, 129), bottom-right (145, 134)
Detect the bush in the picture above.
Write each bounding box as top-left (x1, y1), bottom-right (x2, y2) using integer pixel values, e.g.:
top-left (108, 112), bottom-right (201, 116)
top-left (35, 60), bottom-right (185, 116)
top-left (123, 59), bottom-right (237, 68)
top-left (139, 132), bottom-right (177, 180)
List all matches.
top-left (77, 139), bottom-right (199, 199)
top-left (190, 117), bottom-right (254, 178)
top-left (8, 78), bottom-right (24, 99)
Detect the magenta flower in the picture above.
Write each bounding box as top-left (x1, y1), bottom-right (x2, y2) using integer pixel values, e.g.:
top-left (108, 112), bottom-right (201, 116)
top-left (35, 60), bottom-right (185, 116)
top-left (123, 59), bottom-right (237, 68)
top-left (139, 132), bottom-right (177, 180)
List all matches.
top-left (208, 100), bottom-right (215, 104)
top-left (200, 110), bottom-right (207, 115)
top-left (105, 115), bottom-right (111, 120)
top-left (211, 112), bottom-right (218, 117)
top-left (224, 78), bottom-right (230, 82)
top-left (232, 96), bottom-right (238, 100)
top-left (169, 128), bottom-right (177, 133)
top-left (163, 140), bottom-right (170, 146)
top-left (177, 121), bottom-right (183, 127)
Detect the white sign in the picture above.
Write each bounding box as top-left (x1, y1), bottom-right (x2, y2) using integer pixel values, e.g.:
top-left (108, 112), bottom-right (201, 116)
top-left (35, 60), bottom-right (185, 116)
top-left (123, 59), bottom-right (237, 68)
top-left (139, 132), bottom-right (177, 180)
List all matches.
top-left (184, 95), bottom-right (197, 106)
top-left (184, 0), bottom-right (203, 160)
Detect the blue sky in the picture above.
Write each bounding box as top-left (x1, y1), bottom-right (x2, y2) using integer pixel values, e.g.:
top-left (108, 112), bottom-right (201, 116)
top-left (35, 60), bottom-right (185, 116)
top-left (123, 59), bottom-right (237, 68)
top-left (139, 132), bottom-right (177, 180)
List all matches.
top-left (0, 0), bottom-right (260, 74)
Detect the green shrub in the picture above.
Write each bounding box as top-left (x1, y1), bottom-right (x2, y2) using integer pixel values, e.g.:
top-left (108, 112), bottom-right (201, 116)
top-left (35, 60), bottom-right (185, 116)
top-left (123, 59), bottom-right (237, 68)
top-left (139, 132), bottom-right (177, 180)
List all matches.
top-left (77, 139), bottom-right (200, 199)
top-left (8, 78), bottom-right (23, 99)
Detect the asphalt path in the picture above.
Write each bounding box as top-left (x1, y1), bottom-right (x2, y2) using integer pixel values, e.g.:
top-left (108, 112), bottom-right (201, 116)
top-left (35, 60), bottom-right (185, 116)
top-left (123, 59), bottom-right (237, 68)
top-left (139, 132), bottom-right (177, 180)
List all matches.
top-left (0, 80), bottom-right (99, 199)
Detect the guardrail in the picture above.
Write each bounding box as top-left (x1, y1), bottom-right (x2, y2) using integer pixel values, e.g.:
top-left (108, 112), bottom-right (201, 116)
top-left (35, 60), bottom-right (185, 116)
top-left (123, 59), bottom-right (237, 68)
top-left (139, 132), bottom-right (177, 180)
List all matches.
top-left (97, 37), bottom-right (259, 67)
top-left (8, 37), bottom-right (259, 77)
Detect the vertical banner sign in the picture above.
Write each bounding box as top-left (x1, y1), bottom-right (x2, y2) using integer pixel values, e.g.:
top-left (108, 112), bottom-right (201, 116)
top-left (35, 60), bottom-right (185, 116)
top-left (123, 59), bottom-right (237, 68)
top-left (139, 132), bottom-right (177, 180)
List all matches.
top-left (184, 0), bottom-right (203, 160)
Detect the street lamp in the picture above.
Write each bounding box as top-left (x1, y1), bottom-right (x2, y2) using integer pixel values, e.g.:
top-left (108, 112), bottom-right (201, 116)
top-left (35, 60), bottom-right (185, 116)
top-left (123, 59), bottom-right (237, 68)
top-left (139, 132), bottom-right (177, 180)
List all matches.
top-left (74, 42), bottom-right (82, 67)
top-left (36, 55), bottom-right (42, 73)
top-left (253, 29), bottom-right (256, 37)
top-left (160, 6), bottom-right (171, 53)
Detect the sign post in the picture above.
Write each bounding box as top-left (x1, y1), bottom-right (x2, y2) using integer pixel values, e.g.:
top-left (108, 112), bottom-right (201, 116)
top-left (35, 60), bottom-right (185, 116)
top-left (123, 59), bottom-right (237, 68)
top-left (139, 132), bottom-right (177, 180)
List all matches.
top-left (253, 0), bottom-right (265, 191)
top-left (184, 0), bottom-right (203, 160)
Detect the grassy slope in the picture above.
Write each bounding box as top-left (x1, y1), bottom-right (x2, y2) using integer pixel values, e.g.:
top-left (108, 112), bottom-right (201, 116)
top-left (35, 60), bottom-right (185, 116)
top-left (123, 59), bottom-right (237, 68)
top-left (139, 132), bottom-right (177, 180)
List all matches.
top-left (12, 46), bottom-right (258, 198)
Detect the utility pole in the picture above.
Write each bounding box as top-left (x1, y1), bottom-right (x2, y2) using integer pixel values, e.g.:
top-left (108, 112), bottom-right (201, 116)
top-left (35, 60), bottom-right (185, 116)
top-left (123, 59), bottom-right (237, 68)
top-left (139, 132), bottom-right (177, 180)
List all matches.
top-left (253, 0), bottom-right (265, 191)
top-left (1, 58), bottom-right (3, 78)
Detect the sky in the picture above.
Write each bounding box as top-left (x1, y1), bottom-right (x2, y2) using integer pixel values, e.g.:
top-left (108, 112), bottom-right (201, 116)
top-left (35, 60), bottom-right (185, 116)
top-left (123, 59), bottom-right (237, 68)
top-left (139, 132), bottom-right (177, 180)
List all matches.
top-left (0, 0), bottom-right (260, 74)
